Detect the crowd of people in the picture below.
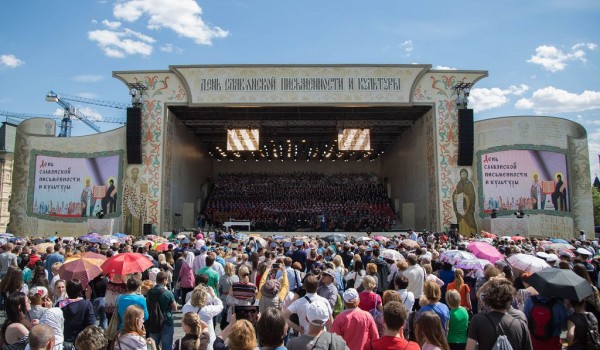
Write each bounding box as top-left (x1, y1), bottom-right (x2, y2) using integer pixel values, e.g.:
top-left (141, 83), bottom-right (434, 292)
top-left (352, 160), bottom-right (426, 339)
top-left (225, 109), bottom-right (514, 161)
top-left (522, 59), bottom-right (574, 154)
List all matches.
top-left (0, 228), bottom-right (599, 350)
top-left (203, 173), bottom-right (397, 232)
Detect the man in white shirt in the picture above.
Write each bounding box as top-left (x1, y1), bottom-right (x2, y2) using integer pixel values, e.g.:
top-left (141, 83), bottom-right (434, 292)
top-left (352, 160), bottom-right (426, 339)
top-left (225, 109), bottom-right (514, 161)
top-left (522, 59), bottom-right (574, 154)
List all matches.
top-left (282, 275), bottom-right (332, 335)
top-left (404, 254), bottom-right (425, 306)
top-left (394, 275), bottom-right (415, 312)
top-left (210, 252), bottom-right (225, 277)
top-left (193, 246), bottom-right (208, 272)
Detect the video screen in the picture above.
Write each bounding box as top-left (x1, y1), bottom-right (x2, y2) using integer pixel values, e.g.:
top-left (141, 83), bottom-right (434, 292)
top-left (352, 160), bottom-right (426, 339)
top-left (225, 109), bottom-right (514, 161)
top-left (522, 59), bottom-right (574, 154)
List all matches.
top-left (32, 154), bottom-right (120, 218)
top-left (227, 129), bottom-right (259, 151)
top-left (338, 128), bottom-right (371, 151)
top-left (480, 149), bottom-right (569, 213)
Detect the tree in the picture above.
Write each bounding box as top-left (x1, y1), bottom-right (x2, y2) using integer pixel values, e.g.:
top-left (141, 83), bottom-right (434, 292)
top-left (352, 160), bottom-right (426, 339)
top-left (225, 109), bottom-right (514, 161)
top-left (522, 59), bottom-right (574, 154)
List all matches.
top-left (593, 187), bottom-right (600, 227)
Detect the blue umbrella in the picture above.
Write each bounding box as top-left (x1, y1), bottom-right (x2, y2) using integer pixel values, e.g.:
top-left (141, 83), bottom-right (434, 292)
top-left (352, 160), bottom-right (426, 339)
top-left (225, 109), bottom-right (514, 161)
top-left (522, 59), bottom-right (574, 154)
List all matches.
top-left (550, 238), bottom-right (569, 244)
top-left (113, 233), bottom-right (127, 238)
top-left (47, 236), bottom-right (58, 242)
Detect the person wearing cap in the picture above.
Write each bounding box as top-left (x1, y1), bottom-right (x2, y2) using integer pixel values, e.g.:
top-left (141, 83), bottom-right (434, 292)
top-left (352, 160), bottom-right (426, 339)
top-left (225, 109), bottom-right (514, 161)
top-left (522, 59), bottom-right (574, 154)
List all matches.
top-left (283, 275), bottom-right (332, 336)
top-left (331, 288), bottom-right (379, 350)
top-left (287, 299), bottom-right (348, 350)
top-left (317, 269), bottom-right (339, 310)
top-left (366, 301), bottom-right (420, 350)
top-left (546, 253), bottom-right (559, 267)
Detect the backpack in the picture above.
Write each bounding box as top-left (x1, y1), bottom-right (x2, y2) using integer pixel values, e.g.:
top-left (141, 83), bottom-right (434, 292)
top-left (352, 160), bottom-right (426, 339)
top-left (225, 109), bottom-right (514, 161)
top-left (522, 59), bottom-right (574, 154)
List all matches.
top-left (374, 260), bottom-right (391, 292)
top-left (582, 312), bottom-right (600, 350)
top-left (145, 288), bottom-right (167, 333)
top-left (528, 296), bottom-right (557, 340)
top-left (333, 294), bottom-right (344, 317)
top-left (484, 314), bottom-right (514, 350)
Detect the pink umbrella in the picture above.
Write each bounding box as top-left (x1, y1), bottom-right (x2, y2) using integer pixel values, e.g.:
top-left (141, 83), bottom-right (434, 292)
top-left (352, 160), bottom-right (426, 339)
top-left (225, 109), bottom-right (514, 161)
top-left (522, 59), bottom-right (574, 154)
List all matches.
top-left (467, 241), bottom-right (504, 263)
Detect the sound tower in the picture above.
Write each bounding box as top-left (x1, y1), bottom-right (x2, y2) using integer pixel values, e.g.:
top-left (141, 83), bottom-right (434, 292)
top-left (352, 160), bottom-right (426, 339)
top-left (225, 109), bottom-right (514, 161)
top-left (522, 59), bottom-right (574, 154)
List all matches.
top-left (457, 108), bottom-right (474, 166)
top-left (143, 223), bottom-right (153, 236)
top-left (126, 107), bottom-right (142, 164)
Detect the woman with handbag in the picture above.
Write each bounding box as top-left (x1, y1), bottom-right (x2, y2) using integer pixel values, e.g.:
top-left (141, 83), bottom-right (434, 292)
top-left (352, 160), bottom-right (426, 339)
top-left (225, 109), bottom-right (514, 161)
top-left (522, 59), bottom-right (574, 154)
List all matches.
top-left (113, 305), bottom-right (157, 350)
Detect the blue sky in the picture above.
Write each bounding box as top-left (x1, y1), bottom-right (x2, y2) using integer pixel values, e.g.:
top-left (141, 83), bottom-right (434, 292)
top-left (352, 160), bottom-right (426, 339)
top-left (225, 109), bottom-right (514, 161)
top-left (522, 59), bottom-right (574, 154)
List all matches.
top-left (1, 0), bottom-right (599, 179)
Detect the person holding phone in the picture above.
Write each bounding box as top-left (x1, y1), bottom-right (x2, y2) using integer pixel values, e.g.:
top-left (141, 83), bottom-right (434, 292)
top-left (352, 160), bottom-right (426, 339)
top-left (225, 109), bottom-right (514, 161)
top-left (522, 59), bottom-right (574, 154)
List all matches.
top-left (257, 263), bottom-right (289, 314)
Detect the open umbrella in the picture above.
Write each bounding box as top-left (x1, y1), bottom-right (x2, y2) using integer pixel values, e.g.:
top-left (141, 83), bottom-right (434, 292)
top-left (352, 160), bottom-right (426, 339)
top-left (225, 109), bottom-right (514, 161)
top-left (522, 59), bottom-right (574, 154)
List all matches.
top-left (31, 238), bottom-right (45, 245)
top-left (500, 236), bottom-right (512, 241)
top-left (468, 241), bottom-right (504, 263)
top-left (549, 243), bottom-right (575, 250)
top-left (527, 267), bottom-right (594, 301)
top-left (133, 240), bottom-right (152, 247)
top-left (36, 242), bottom-right (54, 252)
top-left (507, 253), bottom-right (550, 273)
top-left (511, 236), bottom-right (526, 241)
top-left (373, 235), bottom-right (390, 243)
top-left (59, 252), bottom-right (107, 288)
top-left (381, 249), bottom-right (404, 261)
top-left (401, 239), bottom-right (420, 250)
top-left (480, 230), bottom-right (497, 239)
top-left (439, 250), bottom-right (477, 265)
top-left (455, 258), bottom-right (491, 271)
top-left (100, 253), bottom-right (154, 275)
top-left (152, 242), bottom-right (170, 252)
top-left (323, 233), bottom-right (346, 243)
top-left (355, 237), bottom-right (372, 243)
top-left (550, 238), bottom-right (569, 244)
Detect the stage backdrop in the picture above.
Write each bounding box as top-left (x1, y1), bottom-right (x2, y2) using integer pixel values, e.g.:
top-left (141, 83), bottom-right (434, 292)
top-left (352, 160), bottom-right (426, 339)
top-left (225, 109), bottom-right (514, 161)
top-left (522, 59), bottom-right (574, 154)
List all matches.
top-left (28, 151), bottom-right (123, 221)
top-left (480, 149), bottom-right (569, 214)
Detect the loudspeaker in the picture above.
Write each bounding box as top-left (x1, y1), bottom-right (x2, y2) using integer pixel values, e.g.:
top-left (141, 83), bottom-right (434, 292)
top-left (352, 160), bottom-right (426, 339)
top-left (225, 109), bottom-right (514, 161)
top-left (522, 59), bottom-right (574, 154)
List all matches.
top-left (126, 107), bottom-right (142, 164)
top-left (143, 223), bottom-right (153, 236)
top-left (457, 109), bottom-right (474, 166)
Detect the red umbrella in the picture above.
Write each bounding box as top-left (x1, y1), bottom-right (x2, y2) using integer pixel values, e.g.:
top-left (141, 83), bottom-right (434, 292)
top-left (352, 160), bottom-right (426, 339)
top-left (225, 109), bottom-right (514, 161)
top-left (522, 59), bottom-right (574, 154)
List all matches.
top-left (100, 253), bottom-right (154, 276)
top-left (481, 230), bottom-right (497, 239)
top-left (58, 253), bottom-right (107, 288)
top-left (511, 236), bottom-right (526, 241)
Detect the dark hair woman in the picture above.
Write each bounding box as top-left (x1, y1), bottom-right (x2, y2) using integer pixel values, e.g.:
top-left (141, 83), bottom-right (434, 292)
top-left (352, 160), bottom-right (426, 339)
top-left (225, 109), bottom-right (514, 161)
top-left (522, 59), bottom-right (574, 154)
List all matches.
top-left (60, 279), bottom-right (96, 350)
top-left (0, 292), bottom-right (33, 350)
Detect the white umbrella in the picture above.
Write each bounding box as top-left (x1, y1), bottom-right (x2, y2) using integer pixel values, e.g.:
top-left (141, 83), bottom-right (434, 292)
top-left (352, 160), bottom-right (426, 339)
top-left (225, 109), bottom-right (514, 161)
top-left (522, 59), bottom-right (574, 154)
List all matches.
top-left (500, 236), bottom-right (512, 241)
top-left (507, 253), bottom-right (550, 273)
top-left (176, 234), bottom-right (188, 240)
top-left (355, 237), bottom-right (372, 242)
top-left (133, 239), bottom-right (152, 247)
top-left (439, 250), bottom-right (477, 265)
top-left (455, 258), bottom-right (490, 271)
top-left (381, 249), bottom-right (404, 261)
top-left (549, 243), bottom-right (575, 250)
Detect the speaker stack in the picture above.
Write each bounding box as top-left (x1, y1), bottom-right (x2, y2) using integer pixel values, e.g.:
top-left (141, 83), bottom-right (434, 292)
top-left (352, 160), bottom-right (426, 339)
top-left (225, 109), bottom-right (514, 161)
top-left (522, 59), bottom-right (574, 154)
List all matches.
top-left (126, 107), bottom-right (142, 164)
top-left (457, 109), bottom-right (474, 166)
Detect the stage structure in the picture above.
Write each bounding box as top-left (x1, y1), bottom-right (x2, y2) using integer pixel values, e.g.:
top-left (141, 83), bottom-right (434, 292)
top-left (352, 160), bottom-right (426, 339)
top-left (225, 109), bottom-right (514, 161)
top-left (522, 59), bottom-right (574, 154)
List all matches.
top-left (7, 64), bottom-right (594, 238)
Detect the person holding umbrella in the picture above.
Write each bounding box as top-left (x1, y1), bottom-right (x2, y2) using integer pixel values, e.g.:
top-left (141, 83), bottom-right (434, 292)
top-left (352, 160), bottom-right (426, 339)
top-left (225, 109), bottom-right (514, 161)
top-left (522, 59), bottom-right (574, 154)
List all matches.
top-left (523, 270), bottom-right (571, 350)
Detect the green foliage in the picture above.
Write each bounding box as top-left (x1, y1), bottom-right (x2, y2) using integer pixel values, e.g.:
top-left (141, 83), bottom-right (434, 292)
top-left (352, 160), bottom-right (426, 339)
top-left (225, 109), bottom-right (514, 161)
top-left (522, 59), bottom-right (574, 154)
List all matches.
top-left (593, 187), bottom-right (600, 226)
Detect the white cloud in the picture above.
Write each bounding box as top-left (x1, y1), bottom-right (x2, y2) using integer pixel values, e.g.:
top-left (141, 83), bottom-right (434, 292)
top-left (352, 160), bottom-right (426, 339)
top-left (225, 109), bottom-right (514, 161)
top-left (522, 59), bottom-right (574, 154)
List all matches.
top-left (76, 93), bottom-right (100, 99)
top-left (434, 65), bottom-right (457, 70)
top-left (400, 40), bottom-right (413, 55)
top-left (527, 43), bottom-right (596, 72)
top-left (77, 107), bottom-right (104, 122)
top-left (469, 84), bottom-right (529, 112)
top-left (113, 0), bottom-right (229, 45)
top-left (160, 43), bottom-right (182, 53)
top-left (102, 19), bottom-right (122, 29)
top-left (0, 54), bottom-right (25, 68)
top-left (88, 28), bottom-right (154, 58)
top-left (515, 86), bottom-right (600, 114)
top-left (72, 74), bottom-right (104, 83)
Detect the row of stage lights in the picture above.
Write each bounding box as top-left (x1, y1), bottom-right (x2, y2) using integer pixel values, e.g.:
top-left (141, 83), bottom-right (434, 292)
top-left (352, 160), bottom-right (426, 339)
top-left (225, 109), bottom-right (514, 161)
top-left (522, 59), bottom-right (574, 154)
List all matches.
top-left (208, 139), bottom-right (384, 162)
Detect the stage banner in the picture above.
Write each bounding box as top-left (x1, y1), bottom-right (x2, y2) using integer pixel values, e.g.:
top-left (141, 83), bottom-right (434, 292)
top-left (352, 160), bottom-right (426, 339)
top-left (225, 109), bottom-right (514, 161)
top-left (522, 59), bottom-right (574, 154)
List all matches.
top-left (31, 154), bottom-right (121, 219)
top-left (480, 149), bottom-right (569, 213)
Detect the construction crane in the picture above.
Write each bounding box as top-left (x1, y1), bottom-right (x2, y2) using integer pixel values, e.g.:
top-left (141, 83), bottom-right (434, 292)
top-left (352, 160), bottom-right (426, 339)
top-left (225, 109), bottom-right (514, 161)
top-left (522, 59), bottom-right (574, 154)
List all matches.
top-left (0, 110), bottom-right (126, 137)
top-left (47, 91), bottom-right (131, 110)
